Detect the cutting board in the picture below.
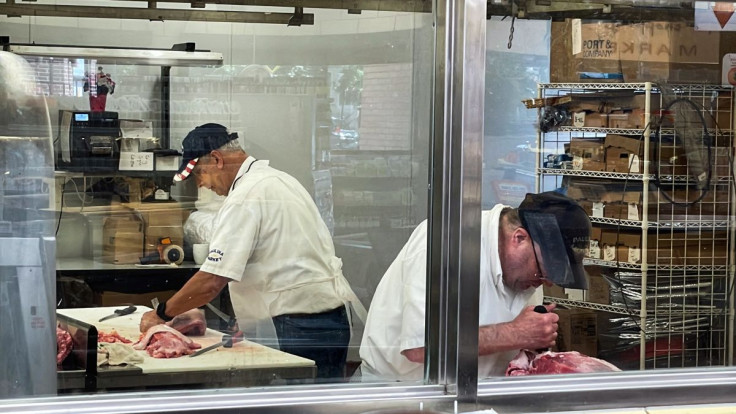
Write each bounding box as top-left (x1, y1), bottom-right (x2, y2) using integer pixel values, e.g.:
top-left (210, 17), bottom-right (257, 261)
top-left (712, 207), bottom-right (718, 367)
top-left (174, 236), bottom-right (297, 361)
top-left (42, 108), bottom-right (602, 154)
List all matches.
top-left (57, 307), bottom-right (315, 374)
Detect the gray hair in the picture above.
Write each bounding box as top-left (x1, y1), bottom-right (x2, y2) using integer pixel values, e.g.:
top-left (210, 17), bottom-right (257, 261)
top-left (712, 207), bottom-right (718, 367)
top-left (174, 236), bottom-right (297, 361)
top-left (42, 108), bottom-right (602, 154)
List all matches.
top-left (217, 139), bottom-right (243, 152)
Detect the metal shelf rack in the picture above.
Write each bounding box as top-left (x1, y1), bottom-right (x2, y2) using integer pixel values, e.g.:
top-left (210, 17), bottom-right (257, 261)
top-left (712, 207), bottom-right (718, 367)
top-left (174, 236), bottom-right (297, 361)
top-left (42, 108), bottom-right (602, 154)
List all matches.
top-left (535, 82), bottom-right (735, 370)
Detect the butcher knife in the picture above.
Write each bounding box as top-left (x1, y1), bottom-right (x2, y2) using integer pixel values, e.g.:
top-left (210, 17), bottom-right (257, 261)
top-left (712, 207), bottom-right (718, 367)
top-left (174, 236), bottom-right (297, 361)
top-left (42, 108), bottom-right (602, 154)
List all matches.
top-left (205, 302), bottom-right (238, 332)
top-left (189, 330), bottom-right (245, 357)
top-left (98, 305), bottom-right (137, 322)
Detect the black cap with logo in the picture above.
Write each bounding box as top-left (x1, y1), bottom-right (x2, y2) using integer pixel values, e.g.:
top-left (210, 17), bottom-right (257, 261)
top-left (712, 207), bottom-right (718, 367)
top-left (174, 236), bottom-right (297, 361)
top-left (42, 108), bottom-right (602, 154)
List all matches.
top-left (174, 123), bottom-right (238, 182)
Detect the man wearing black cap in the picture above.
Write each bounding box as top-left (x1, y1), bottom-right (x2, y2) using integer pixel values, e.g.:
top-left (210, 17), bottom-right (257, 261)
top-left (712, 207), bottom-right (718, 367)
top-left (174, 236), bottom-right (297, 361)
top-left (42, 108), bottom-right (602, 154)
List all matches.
top-left (140, 123), bottom-right (366, 381)
top-left (359, 191), bottom-right (590, 381)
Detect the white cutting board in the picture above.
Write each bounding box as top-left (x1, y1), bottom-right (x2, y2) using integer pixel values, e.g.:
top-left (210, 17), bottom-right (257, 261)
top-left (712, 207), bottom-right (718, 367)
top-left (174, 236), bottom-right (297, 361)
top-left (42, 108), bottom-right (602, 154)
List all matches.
top-left (57, 307), bottom-right (315, 374)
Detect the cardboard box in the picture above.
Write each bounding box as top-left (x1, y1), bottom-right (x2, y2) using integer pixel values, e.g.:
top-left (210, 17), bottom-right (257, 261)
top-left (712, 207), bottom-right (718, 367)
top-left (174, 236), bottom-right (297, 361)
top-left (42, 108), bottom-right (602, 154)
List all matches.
top-left (137, 202), bottom-right (190, 228)
top-left (94, 290), bottom-right (176, 307)
top-left (571, 111), bottom-right (608, 128)
top-left (543, 284), bottom-right (567, 299)
top-left (102, 215), bottom-right (144, 264)
top-left (555, 309), bottom-right (598, 357)
top-left (550, 19), bottom-right (733, 83)
top-left (587, 272), bottom-right (610, 305)
top-left (570, 138), bottom-right (606, 171)
top-left (607, 109), bottom-right (648, 129)
top-left (605, 134), bottom-right (648, 173)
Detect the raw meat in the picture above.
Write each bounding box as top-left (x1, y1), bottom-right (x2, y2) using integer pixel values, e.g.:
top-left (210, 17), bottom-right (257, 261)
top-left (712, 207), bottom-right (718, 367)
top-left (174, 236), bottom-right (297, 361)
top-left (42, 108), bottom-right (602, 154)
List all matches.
top-left (98, 329), bottom-right (132, 344)
top-left (133, 324), bottom-right (201, 358)
top-left (56, 327), bottom-right (73, 365)
top-left (506, 349), bottom-right (621, 376)
top-left (167, 308), bottom-right (206, 336)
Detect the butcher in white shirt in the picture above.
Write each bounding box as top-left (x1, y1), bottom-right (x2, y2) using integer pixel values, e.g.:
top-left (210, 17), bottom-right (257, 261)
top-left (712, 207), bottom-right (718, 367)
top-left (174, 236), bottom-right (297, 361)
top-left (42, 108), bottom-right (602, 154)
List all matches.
top-left (359, 191), bottom-right (591, 381)
top-left (140, 123), bottom-right (365, 382)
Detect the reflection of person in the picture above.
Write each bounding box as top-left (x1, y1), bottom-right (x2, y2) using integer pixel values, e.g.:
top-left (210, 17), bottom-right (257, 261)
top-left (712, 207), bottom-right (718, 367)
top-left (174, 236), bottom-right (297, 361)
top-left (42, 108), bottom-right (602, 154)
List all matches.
top-left (359, 191), bottom-right (590, 381)
top-left (139, 123), bottom-right (365, 381)
top-left (83, 66), bottom-right (115, 112)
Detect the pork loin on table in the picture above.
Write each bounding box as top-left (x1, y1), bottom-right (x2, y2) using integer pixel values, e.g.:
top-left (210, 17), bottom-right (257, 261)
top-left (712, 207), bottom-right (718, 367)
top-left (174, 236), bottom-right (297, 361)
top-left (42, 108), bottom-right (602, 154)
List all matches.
top-left (134, 325), bottom-right (202, 358)
top-left (506, 349), bottom-right (621, 376)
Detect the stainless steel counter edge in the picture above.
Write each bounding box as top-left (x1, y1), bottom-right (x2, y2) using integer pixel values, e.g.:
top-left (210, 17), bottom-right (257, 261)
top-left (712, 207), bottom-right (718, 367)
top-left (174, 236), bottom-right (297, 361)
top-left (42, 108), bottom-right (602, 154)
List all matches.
top-left (4, 368), bottom-right (736, 413)
top-left (476, 367), bottom-right (736, 412)
top-left (0, 383), bottom-right (450, 414)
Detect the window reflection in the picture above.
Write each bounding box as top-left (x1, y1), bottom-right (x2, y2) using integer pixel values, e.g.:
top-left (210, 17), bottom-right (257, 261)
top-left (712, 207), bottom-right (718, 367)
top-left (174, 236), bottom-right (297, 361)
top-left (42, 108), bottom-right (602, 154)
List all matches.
top-left (1, 8), bottom-right (433, 395)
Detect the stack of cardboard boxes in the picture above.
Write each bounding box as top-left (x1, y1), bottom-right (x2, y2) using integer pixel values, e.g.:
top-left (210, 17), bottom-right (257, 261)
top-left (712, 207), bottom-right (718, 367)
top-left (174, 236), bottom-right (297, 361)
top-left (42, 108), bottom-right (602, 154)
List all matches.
top-left (550, 19), bottom-right (736, 84)
top-left (585, 226), bottom-right (729, 267)
top-left (101, 203), bottom-right (190, 264)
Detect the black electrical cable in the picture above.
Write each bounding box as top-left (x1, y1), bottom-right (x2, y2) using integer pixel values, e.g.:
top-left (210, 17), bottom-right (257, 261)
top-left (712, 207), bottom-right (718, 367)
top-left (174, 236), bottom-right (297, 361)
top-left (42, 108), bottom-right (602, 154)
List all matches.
top-left (652, 97), bottom-right (713, 206)
top-left (55, 183), bottom-right (66, 236)
top-left (611, 120), bottom-right (652, 335)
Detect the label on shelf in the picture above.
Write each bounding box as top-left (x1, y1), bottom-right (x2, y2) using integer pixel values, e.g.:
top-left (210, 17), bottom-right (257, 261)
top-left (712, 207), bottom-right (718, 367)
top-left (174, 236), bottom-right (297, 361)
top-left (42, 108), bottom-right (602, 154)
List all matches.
top-left (572, 155), bottom-right (584, 170)
top-left (592, 202), bottom-right (604, 217)
top-left (603, 245), bottom-right (616, 261)
top-left (627, 203), bottom-right (640, 220)
top-left (628, 247), bottom-right (641, 264)
top-left (629, 154), bottom-right (641, 173)
top-left (588, 240), bottom-right (601, 259)
top-left (120, 152), bottom-right (154, 171)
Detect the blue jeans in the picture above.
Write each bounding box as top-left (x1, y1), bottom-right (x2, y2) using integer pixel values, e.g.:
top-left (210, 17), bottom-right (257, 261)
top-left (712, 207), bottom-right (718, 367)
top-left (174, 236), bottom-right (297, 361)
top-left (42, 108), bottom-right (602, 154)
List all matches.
top-left (272, 306), bottom-right (350, 382)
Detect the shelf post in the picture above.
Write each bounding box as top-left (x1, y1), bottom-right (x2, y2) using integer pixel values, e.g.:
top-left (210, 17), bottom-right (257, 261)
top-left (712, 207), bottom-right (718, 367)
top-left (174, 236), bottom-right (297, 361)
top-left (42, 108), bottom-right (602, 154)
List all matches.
top-left (639, 82), bottom-right (652, 370)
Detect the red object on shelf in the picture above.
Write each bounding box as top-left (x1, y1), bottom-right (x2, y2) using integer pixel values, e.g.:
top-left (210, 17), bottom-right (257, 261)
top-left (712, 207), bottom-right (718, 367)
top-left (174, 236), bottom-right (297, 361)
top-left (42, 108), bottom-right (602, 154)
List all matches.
top-left (89, 94), bottom-right (108, 112)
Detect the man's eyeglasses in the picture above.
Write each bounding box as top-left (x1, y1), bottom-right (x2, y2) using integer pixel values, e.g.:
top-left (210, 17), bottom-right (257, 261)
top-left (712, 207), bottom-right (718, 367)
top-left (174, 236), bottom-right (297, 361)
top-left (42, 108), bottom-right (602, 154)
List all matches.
top-left (530, 238), bottom-right (547, 281)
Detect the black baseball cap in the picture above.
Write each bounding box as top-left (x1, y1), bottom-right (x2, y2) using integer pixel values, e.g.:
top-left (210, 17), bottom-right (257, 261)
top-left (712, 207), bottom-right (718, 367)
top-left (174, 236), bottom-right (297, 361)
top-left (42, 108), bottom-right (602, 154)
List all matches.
top-left (518, 191), bottom-right (591, 289)
top-left (174, 123), bottom-right (238, 182)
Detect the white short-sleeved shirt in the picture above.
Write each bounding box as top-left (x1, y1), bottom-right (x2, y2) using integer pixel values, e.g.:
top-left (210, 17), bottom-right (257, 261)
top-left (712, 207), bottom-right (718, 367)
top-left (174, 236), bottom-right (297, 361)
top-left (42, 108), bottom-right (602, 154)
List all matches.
top-left (199, 157), bottom-right (345, 319)
top-left (359, 204), bottom-right (536, 381)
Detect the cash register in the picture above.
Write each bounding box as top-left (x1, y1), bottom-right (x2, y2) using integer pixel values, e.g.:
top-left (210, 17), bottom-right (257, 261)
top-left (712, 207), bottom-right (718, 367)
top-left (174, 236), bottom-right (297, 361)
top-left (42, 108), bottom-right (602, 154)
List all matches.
top-left (57, 110), bottom-right (121, 171)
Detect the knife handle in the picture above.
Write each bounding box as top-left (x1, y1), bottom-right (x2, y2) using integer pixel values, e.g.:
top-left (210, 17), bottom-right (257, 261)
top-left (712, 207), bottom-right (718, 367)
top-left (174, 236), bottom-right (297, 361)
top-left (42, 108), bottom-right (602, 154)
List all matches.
top-left (223, 330), bottom-right (245, 348)
top-left (533, 305), bottom-right (550, 354)
top-left (115, 305), bottom-right (137, 316)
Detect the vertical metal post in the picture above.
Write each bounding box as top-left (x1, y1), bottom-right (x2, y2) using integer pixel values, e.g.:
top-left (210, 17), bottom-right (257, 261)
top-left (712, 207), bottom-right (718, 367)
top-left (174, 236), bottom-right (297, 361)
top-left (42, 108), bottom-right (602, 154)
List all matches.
top-left (160, 66), bottom-right (171, 149)
top-left (426, 0), bottom-right (486, 401)
top-left (640, 82), bottom-right (652, 370)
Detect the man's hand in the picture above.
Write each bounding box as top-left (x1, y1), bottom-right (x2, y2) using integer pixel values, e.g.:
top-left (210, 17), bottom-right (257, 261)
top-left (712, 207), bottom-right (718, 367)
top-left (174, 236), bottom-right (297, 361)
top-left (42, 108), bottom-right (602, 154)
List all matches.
top-left (510, 304), bottom-right (558, 350)
top-left (139, 310), bottom-right (164, 333)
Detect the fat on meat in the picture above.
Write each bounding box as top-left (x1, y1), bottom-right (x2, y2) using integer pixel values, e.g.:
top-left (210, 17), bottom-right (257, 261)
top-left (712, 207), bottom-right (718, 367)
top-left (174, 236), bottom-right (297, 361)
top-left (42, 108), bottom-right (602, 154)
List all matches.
top-left (134, 324), bottom-right (201, 358)
top-left (56, 327), bottom-right (73, 365)
top-left (506, 349), bottom-right (621, 376)
top-left (167, 308), bottom-right (206, 336)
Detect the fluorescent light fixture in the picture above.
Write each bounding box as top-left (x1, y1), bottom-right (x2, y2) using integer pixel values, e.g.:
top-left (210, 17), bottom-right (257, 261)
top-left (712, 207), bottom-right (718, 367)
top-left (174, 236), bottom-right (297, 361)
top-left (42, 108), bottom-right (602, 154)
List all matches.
top-left (5, 45), bottom-right (223, 66)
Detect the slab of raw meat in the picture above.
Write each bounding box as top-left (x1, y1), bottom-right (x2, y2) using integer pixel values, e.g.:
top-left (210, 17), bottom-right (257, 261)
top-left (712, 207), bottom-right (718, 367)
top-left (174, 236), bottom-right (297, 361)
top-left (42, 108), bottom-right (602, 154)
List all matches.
top-left (133, 324), bottom-right (201, 358)
top-left (506, 349), bottom-right (621, 376)
top-left (98, 329), bottom-right (132, 344)
top-left (167, 308), bottom-right (206, 336)
top-left (56, 327), bottom-right (73, 365)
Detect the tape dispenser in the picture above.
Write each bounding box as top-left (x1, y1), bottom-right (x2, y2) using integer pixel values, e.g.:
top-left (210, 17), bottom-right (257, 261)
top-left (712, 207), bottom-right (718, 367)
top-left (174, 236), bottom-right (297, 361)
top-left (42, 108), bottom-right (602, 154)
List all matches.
top-left (139, 237), bottom-right (184, 265)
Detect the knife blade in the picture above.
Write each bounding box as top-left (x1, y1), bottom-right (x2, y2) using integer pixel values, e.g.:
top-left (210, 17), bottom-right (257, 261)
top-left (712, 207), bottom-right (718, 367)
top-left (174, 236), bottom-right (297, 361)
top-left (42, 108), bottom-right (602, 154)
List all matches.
top-left (98, 305), bottom-right (137, 322)
top-left (205, 302), bottom-right (238, 331)
top-left (189, 330), bottom-right (245, 357)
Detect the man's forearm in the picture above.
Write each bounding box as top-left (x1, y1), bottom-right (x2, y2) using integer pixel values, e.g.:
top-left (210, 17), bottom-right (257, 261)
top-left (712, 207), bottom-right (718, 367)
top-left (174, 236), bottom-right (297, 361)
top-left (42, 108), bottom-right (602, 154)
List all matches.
top-left (163, 271), bottom-right (229, 316)
top-left (478, 322), bottom-right (521, 355)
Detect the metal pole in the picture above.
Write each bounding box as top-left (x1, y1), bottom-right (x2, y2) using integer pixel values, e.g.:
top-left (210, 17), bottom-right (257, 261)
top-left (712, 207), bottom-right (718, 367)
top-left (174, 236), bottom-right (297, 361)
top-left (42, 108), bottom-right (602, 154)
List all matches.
top-left (426, 0), bottom-right (486, 401)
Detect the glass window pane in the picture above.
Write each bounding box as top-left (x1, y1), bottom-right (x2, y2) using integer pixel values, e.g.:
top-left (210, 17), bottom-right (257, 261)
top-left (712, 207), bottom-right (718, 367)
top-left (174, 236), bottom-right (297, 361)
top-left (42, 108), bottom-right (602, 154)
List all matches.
top-left (481, 10), bottom-right (734, 385)
top-left (0, 5), bottom-right (433, 397)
